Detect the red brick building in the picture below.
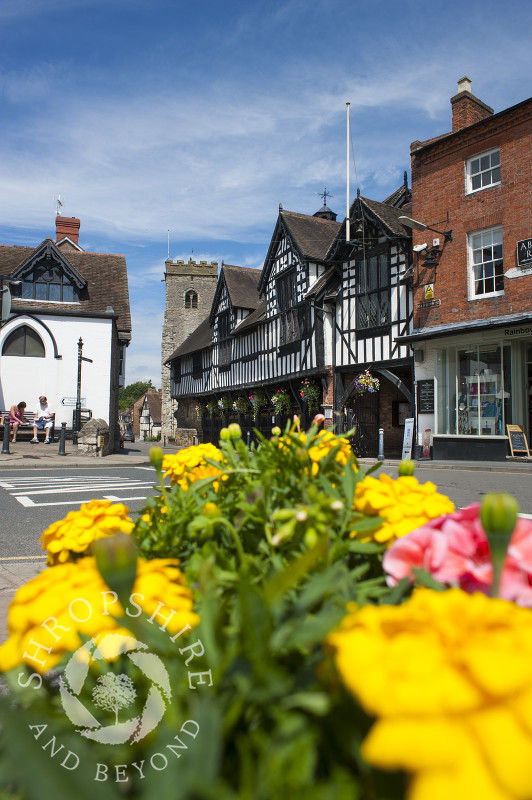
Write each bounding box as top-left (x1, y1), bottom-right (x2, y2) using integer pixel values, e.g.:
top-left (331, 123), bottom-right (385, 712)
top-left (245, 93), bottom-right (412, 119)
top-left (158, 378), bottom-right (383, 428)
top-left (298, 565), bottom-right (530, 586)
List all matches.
top-left (404, 78), bottom-right (532, 460)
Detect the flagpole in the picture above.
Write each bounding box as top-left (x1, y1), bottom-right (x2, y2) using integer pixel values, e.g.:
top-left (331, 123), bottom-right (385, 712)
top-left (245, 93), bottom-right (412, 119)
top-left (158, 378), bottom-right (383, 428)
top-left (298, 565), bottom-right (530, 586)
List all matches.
top-left (346, 102), bottom-right (350, 243)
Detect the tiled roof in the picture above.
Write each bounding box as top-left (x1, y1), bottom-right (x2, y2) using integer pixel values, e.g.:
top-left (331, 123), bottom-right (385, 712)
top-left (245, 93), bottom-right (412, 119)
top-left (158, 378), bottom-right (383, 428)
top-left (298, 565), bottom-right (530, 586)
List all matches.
top-left (222, 265), bottom-right (261, 309)
top-left (0, 239), bottom-right (132, 340)
top-left (305, 268), bottom-right (339, 299)
top-left (358, 197), bottom-right (411, 238)
top-left (281, 211), bottom-right (341, 262)
top-left (165, 317), bottom-right (213, 362)
top-left (233, 299), bottom-right (267, 333)
top-left (146, 392), bottom-right (162, 424)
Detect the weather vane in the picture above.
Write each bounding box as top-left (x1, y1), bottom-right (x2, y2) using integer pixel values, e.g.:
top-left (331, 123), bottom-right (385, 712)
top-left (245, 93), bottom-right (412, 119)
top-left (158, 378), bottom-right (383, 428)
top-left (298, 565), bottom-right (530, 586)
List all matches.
top-left (315, 187), bottom-right (334, 206)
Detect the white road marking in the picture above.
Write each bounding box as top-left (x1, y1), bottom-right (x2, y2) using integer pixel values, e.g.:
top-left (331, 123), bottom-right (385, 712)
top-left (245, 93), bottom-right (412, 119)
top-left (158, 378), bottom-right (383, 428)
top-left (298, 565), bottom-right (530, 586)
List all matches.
top-left (0, 475), bottom-right (156, 508)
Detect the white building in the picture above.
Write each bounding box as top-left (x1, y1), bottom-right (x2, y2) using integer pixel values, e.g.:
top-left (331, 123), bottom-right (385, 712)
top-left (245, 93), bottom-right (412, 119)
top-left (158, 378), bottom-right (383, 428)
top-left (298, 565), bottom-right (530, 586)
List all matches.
top-left (0, 216), bottom-right (131, 448)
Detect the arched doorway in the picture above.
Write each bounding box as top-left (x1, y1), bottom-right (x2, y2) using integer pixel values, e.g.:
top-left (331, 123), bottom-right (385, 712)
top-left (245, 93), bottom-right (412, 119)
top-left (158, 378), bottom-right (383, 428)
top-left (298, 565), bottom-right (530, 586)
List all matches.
top-left (346, 390), bottom-right (380, 458)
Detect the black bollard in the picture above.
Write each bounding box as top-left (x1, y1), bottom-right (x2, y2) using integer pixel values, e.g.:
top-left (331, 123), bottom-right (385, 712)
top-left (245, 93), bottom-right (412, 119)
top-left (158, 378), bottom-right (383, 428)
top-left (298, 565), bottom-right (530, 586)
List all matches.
top-left (2, 421), bottom-right (10, 455)
top-left (246, 430), bottom-right (251, 450)
top-left (58, 422), bottom-right (67, 456)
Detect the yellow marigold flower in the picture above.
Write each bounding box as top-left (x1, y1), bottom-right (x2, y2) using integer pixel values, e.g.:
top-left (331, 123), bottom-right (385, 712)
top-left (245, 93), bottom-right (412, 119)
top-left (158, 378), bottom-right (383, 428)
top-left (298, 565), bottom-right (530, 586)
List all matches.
top-left (278, 425), bottom-right (354, 476)
top-left (40, 499), bottom-right (134, 566)
top-left (0, 556), bottom-right (199, 674)
top-left (162, 443), bottom-right (224, 490)
top-left (352, 473), bottom-right (454, 544)
top-left (326, 588), bottom-right (532, 800)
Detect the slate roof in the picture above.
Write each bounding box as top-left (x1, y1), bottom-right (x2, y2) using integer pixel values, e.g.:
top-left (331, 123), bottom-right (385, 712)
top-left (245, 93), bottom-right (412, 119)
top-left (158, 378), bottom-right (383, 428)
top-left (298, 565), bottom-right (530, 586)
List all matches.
top-left (281, 211), bottom-right (341, 262)
top-left (222, 265), bottom-right (261, 309)
top-left (165, 317), bottom-right (213, 362)
top-left (0, 239), bottom-right (132, 340)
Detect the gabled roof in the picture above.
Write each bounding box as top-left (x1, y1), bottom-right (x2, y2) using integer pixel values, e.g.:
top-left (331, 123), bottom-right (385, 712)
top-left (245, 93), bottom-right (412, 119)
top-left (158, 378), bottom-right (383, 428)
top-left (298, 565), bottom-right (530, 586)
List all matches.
top-left (145, 392), bottom-right (162, 424)
top-left (305, 267), bottom-right (340, 300)
top-left (165, 317), bottom-right (213, 363)
top-left (282, 211), bottom-right (341, 261)
top-left (232, 299), bottom-right (267, 333)
top-left (359, 197), bottom-right (412, 238)
top-left (259, 210), bottom-right (341, 295)
top-left (0, 237), bottom-right (131, 340)
top-left (209, 264), bottom-right (261, 325)
top-left (383, 175), bottom-right (412, 209)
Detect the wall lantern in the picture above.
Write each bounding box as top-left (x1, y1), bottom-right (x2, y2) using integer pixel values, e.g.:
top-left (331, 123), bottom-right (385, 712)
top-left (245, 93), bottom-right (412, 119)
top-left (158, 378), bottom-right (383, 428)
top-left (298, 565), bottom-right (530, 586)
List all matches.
top-left (398, 216), bottom-right (453, 269)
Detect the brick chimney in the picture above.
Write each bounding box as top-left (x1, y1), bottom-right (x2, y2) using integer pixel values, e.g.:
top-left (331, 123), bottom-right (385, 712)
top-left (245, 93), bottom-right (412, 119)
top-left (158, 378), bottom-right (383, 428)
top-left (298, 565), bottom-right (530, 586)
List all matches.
top-left (450, 77), bottom-right (494, 131)
top-left (56, 216), bottom-right (81, 245)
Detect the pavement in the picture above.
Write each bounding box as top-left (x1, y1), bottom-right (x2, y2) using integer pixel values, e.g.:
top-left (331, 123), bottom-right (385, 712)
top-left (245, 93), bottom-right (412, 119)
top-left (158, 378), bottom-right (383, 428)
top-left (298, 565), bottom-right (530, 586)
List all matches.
top-left (1, 440), bottom-right (531, 646)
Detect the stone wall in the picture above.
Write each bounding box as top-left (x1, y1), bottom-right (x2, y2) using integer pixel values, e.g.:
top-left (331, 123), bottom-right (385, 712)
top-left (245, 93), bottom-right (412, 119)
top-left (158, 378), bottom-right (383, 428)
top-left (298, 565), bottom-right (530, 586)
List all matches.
top-left (161, 259), bottom-right (218, 439)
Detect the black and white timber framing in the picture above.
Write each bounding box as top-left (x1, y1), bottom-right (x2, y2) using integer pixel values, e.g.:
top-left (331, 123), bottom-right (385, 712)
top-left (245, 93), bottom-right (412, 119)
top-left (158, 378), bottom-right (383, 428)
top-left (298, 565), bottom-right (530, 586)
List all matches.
top-left (166, 184), bottom-right (415, 455)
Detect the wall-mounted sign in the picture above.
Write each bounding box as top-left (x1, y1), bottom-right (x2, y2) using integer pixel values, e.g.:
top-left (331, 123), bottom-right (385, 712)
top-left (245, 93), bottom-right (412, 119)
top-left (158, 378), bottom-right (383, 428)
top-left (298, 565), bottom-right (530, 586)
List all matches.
top-left (517, 238), bottom-right (532, 267)
top-left (503, 326), bottom-right (532, 338)
top-left (424, 284), bottom-right (434, 299)
top-left (417, 299), bottom-right (441, 309)
top-left (61, 397), bottom-right (86, 406)
top-left (417, 379), bottom-right (435, 414)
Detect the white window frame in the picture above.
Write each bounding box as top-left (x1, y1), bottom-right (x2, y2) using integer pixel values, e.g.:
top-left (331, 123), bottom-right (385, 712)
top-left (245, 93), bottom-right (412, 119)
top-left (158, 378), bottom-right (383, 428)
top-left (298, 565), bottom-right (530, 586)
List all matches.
top-left (468, 225), bottom-right (504, 300)
top-left (465, 147), bottom-right (501, 194)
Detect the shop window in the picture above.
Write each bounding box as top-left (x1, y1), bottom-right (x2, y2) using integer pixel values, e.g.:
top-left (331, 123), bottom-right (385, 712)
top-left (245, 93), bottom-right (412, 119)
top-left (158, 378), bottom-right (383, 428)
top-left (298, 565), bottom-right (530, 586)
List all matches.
top-left (2, 325), bottom-right (45, 357)
top-left (435, 344), bottom-right (511, 437)
top-left (466, 148), bottom-right (501, 193)
top-left (469, 226), bottom-right (504, 298)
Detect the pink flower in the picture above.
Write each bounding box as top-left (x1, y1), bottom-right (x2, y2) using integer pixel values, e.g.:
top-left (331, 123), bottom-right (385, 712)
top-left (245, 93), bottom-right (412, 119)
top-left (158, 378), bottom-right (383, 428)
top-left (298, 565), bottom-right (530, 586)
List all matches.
top-left (312, 414), bottom-right (325, 426)
top-left (383, 503), bottom-right (532, 606)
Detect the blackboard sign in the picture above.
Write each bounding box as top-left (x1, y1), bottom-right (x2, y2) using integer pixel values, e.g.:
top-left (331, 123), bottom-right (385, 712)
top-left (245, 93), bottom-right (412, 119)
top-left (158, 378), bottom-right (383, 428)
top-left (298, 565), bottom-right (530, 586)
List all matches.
top-left (417, 379), bottom-right (435, 413)
top-left (507, 425), bottom-right (530, 456)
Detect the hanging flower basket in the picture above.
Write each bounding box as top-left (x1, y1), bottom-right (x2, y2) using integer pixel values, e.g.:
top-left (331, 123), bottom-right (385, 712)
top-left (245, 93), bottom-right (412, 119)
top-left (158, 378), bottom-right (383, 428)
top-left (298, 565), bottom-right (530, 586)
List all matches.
top-left (299, 379), bottom-right (321, 412)
top-left (234, 396), bottom-right (251, 414)
top-left (205, 400), bottom-right (217, 417)
top-left (195, 402), bottom-right (205, 420)
top-left (249, 392), bottom-right (267, 421)
top-left (217, 396), bottom-right (233, 414)
top-left (270, 389), bottom-right (291, 415)
top-left (353, 370), bottom-right (380, 396)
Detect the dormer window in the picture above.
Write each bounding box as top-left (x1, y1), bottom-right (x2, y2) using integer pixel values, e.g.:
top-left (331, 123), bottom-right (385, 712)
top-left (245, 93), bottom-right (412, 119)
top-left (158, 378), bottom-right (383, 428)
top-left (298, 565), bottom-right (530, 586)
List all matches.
top-left (185, 290), bottom-right (198, 309)
top-left (18, 262), bottom-right (79, 302)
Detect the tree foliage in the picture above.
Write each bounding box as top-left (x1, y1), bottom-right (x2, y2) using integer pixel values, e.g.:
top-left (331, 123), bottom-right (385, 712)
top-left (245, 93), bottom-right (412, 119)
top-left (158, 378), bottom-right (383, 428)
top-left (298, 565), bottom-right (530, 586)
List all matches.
top-left (118, 380), bottom-right (153, 410)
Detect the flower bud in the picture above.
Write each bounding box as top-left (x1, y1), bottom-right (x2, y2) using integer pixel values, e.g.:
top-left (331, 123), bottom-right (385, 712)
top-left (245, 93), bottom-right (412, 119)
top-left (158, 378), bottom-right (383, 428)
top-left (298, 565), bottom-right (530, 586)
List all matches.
top-left (312, 414), bottom-right (325, 426)
top-left (149, 446), bottom-right (164, 471)
top-left (304, 529), bottom-right (319, 549)
top-left (481, 493), bottom-right (519, 538)
top-left (203, 501), bottom-right (222, 519)
top-left (271, 426), bottom-right (281, 436)
top-left (94, 532), bottom-right (138, 610)
top-left (227, 423), bottom-right (242, 439)
top-left (481, 493), bottom-right (519, 598)
top-left (398, 459), bottom-right (416, 477)
top-left (219, 427), bottom-right (231, 441)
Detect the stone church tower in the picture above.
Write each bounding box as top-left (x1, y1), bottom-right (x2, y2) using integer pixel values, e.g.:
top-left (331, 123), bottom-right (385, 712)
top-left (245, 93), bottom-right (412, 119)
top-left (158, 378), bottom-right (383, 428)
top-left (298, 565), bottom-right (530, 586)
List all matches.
top-left (161, 258), bottom-right (218, 440)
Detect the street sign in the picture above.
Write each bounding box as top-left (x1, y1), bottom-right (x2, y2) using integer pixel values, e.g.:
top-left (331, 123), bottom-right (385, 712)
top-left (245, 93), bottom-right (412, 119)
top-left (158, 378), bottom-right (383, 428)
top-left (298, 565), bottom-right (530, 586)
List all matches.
top-left (61, 397), bottom-right (86, 406)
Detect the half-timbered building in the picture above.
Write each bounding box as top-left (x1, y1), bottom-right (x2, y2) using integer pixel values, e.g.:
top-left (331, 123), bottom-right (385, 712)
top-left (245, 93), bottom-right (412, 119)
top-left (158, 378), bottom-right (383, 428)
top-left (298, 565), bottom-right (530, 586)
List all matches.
top-left (327, 185), bottom-right (414, 456)
top-left (166, 188), bottom-right (414, 457)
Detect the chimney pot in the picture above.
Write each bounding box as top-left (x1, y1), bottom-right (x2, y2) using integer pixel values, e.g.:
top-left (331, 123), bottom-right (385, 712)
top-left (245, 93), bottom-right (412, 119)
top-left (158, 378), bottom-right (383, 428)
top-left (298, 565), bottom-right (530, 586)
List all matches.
top-left (457, 76), bottom-right (472, 94)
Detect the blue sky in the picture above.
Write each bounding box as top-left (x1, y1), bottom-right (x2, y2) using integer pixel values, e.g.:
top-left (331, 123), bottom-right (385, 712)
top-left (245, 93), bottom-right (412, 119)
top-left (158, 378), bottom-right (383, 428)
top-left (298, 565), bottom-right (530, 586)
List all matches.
top-left (1, 0), bottom-right (530, 386)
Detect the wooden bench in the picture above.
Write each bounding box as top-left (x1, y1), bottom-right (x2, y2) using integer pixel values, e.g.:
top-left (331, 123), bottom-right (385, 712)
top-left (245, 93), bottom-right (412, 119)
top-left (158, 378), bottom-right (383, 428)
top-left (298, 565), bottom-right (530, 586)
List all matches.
top-left (0, 412), bottom-right (56, 442)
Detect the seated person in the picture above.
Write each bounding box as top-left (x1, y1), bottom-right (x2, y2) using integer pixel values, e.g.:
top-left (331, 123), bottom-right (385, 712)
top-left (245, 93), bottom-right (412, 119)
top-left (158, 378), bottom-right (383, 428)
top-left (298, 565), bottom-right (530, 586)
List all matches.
top-left (32, 395), bottom-right (54, 444)
top-left (9, 401), bottom-right (28, 443)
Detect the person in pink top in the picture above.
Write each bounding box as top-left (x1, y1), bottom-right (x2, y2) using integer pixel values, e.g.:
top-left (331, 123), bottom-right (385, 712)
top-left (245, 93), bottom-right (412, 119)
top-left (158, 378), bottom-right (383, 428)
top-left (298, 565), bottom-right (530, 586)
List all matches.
top-left (9, 401), bottom-right (28, 442)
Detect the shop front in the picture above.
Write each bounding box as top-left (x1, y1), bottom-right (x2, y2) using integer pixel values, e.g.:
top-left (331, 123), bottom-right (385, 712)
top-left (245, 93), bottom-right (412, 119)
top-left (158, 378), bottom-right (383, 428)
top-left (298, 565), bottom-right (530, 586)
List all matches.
top-left (408, 318), bottom-right (532, 461)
